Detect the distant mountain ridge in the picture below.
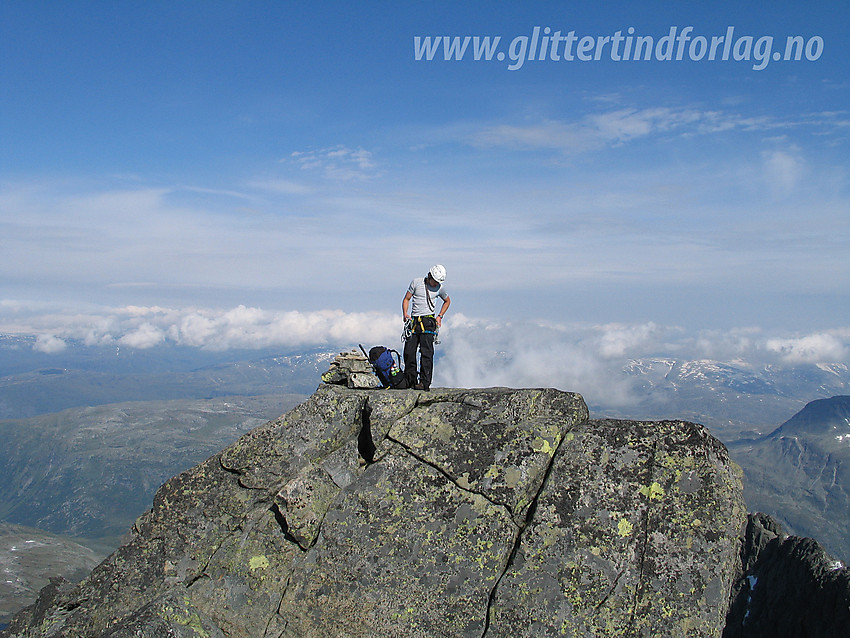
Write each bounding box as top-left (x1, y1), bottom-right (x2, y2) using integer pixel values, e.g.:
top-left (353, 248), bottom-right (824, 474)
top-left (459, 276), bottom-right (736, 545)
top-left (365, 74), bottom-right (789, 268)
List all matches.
top-left (4, 335), bottom-right (850, 439)
top-left (614, 358), bottom-right (850, 440)
top-left (728, 395), bottom-right (850, 563)
top-left (0, 523), bottom-right (103, 627)
top-left (769, 395), bottom-right (850, 437)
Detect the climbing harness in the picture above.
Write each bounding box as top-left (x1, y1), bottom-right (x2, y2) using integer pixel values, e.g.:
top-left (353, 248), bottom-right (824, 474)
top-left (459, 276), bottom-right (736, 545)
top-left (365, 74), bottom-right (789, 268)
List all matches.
top-left (403, 314), bottom-right (440, 345)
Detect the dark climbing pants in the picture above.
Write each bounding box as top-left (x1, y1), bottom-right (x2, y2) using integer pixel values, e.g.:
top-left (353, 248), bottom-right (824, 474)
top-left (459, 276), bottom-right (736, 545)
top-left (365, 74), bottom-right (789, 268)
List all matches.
top-left (404, 316), bottom-right (436, 389)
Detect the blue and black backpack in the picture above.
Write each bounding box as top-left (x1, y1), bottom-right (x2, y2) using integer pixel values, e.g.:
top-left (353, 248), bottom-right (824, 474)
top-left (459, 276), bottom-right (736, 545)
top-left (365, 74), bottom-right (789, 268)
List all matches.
top-left (365, 345), bottom-right (409, 389)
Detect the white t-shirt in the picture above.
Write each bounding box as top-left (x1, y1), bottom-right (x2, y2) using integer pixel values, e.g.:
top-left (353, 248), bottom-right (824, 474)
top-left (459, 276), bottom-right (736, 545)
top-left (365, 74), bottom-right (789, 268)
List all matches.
top-left (408, 277), bottom-right (448, 317)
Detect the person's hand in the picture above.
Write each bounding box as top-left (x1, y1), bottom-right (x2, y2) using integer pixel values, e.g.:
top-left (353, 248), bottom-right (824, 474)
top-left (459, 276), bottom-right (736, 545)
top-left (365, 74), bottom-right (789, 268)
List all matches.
top-left (435, 315), bottom-right (442, 327)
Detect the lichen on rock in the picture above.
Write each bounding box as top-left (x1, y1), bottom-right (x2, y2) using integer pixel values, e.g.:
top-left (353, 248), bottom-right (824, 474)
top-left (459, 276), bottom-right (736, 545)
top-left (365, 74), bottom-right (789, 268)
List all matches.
top-left (488, 418), bottom-right (746, 637)
top-left (2, 384), bottom-right (753, 638)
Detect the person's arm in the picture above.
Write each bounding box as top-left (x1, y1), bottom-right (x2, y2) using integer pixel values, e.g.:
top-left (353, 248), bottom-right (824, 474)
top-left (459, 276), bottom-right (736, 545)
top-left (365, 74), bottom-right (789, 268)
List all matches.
top-left (436, 295), bottom-right (451, 327)
top-left (402, 291), bottom-right (413, 320)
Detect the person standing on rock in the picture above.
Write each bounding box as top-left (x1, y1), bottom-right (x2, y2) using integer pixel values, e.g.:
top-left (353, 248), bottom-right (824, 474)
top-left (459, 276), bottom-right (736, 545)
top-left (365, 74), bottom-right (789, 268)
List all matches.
top-left (402, 264), bottom-right (451, 391)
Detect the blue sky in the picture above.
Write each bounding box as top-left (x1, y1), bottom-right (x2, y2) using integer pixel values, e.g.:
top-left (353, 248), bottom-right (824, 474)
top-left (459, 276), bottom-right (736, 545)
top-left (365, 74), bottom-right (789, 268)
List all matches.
top-left (1, 1), bottom-right (849, 368)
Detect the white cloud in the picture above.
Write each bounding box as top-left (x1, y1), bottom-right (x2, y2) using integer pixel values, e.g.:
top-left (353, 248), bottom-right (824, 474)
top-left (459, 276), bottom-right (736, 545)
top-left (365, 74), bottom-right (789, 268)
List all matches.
top-left (433, 318), bottom-right (673, 408)
top-left (766, 332), bottom-right (849, 364)
top-left (119, 322), bottom-right (166, 349)
top-left (593, 322), bottom-right (663, 358)
top-left (467, 106), bottom-right (845, 157)
top-left (165, 306), bottom-right (400, 351)
top-left (6, 305), bottom-right (850, 370)
top-left (247, 179), bottom-right (313, 195)
top-left (33, 334), bottom-right (67, 354)
top-left (585, 107), bottom-right (703, 143)
top-left (470, 107), bottom-right (741, 153)
top-left (471, 119), bottom-right (588, 151)
top-left (4, 304), bottom-right (402, 352)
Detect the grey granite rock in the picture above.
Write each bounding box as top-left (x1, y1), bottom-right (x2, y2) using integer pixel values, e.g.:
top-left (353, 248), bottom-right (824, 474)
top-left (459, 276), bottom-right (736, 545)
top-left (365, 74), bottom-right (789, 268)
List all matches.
top-left (2, 385), bottom-right (751, 638)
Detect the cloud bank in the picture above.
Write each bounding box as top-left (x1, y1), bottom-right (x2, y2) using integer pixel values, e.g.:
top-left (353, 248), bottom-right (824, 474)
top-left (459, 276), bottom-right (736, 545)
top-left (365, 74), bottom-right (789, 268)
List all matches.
top-left (4, 304), bottom-right (848, 408)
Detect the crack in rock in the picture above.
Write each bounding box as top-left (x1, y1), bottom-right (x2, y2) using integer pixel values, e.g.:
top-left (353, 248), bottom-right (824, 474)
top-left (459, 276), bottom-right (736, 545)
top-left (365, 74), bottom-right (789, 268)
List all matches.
top-left (480, 417), bottom-right (570, 637)
top-left (627, 435), bottom-right (659, 632)
top-left (386, 433), bottom-right (509, 514)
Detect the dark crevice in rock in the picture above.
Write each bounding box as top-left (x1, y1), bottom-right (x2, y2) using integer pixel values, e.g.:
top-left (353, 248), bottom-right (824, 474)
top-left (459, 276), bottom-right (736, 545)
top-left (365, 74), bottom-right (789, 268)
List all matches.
top-left (410, 393), bottom-right (446, 407)
top-left (270, 569), bottom-right (299, 638)
top-left (219, 457), bottom-right (242, 476)
top-left (263, 606), bottom-right (283, 638)
top-left (358, 400), bottom-right (376, 464)
top-left (218, 456), bottom-right (267, 491)
top-left (481, 423), bottom-right (573, 637)
top-left (184, 548), bottom-right (219, 588)
top-left (184, 571), bottom-right (209, 588)
top-left (184, 525), bottom-right (237, 588)
top-left (269, 502), bottom-right (309, 551)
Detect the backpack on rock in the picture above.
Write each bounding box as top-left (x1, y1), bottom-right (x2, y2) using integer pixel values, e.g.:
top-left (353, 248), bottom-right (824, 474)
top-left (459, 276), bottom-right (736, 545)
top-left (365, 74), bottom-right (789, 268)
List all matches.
top-left (363, 345), bottom-right (409, 389)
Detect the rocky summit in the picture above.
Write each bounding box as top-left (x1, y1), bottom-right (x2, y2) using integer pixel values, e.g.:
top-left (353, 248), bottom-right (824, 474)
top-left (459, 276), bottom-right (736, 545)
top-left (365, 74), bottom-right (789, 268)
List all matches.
top-left (4, 384), bottom-right (750, 637)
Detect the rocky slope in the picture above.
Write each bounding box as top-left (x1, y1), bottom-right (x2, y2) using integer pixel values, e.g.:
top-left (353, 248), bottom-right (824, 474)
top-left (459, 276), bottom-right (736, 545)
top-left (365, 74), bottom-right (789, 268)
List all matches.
top-left (724, 513), bottom-right (850, 637)
top-left (0, 524), bottom-right (103, 627)
top-left (728, 396), bottom-right (850, 562)
top-left (0, 394), bottom-right (305, 542)
top-left (3, 384), bottom-right (747, 637)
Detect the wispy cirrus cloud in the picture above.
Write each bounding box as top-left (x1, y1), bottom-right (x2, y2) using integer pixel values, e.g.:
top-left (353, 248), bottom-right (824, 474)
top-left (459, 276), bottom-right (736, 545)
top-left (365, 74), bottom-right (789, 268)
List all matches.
top-left (288, 145), bottom-right (380, 181)
top-left (761, 148), bottom-right (806, 197)
top-left (467, 106), bottom-right (848, 154)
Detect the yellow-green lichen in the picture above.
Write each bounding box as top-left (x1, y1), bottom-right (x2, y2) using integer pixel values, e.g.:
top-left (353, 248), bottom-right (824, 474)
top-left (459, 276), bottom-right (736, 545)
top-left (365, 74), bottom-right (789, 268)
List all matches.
top-left (249, 555), bottom-right (270, 571)
top-left (639, 482), bottom-right (665, 500)
top-left (532, 437), bottom-right (555, 455)
top-left (435, 420), bottom-right (454, 441)
top-left (162, 599), bottom-right (211, 637)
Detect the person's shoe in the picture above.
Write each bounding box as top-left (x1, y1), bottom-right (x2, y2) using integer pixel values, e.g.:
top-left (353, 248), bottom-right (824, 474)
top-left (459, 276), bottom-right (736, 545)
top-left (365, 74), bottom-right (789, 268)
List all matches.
top-left (414, 383), bottom-right (430, 391)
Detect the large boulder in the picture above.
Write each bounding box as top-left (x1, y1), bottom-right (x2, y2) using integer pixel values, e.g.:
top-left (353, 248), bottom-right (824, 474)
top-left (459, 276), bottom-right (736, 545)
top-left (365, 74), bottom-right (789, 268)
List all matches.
top-left (3, 385), bottom-right (747, 637)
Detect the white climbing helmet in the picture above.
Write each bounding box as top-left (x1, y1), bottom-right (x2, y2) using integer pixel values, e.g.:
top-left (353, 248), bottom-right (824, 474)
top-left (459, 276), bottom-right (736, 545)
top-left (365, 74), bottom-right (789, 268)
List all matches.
top-left (429, 264), bottom-right (446, 283)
